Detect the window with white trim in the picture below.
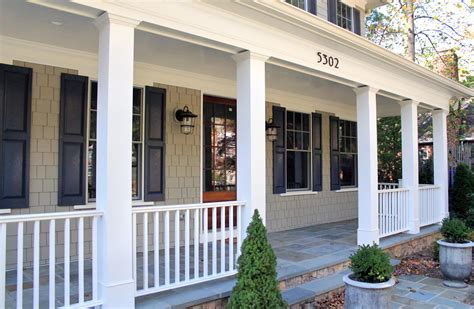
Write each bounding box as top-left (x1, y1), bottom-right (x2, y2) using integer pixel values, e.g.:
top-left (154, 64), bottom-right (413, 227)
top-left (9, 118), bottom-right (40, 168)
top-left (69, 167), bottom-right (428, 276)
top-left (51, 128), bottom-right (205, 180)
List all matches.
top-left (339, 119), bottom-right (357, 187)
top-left (286, 111), bottom-right (311, 190)
top-left (87, 81), bottom-right (144, 201)
top-left (285, 0), bottom-right (317, 15)
top-left (336, 0), bottom-right (353, 31)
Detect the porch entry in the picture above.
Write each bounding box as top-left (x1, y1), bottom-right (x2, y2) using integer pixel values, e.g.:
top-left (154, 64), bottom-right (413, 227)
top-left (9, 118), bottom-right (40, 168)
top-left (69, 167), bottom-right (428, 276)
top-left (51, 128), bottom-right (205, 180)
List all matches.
top-left (203, 95), bottom-right (237, 229)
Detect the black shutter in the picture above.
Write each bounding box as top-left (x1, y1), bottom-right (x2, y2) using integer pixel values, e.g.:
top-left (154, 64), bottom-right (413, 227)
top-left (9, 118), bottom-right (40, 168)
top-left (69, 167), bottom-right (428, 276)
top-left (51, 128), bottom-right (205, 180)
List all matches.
top-left (353, 8), bottom-right (361, 35)
top-left (312, 113), bottom-right (322, 192)
top-left (330, 116), bottom-right (340, 191)
top-left (58, 73), bottom-right (88, 206)
top-left (272, 106), bottom-right (286, 194)
top-left (327, 0), bottom-right (337, 24)
top-left (0, 64), bottom-right (32, 209)
top-left (308, 0), bottom-right (317, 15)
top-left (144, 86), bottom-right (166, 201)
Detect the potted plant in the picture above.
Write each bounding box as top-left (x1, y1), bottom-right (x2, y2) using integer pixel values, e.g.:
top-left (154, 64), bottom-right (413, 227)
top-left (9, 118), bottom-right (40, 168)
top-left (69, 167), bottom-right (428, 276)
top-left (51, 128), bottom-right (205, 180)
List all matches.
top-left (437, 217), bottom-right (473, 288)
top-left (343, 244), bottom-right (395, 309)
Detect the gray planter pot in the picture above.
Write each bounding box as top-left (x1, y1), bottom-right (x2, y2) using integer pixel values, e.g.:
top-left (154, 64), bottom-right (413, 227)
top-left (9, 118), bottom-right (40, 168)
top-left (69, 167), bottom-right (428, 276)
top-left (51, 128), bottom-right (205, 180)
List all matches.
top-left (437, 239), bottom-right (474, 288)
top-left (343, 274), bottom-right (395, 309)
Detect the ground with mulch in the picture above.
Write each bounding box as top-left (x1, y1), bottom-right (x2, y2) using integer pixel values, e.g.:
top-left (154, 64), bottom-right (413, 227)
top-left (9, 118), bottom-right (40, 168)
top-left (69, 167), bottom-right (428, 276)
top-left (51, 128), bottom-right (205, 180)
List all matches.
top-left (313, 290), bottom-right (344, 309)
top-left (393, 248), bottom-right (442, 279)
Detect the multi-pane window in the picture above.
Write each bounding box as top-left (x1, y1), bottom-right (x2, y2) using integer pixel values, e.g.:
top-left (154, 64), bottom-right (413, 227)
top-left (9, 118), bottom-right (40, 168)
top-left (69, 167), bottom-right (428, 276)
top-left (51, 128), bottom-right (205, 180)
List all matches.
top-left (286, 111), bottom-right (311, 190)
top-left (87, 82), bottom-right (143, 200)
top-left (339, 120), bottom-right (357, 187)
top-left (203, 100), bottom-right (237, 192)
top-left (336, 0), bottom-right (353, 31)
top-left (285, 0), bottom-right (317, 14)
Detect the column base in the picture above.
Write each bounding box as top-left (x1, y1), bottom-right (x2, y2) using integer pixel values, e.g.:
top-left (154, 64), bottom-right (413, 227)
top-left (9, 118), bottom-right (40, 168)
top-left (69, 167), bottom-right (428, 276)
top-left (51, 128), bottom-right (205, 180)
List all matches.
top-left (408, 219), bottom-right (420, 234)
top-left (99, 279), bottom-right (135, 308)
top-left (357, 228), bottom-right (379, 246)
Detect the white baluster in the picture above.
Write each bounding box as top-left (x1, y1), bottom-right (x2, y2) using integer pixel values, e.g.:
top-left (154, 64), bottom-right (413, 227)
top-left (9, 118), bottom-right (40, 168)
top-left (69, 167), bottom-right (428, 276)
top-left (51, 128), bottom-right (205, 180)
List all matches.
top-left (49, 220), bottom-right (55, 309)
top-left (132, 213), bottom-right (137, 290)
top-left (184, 209), bottom-right (190, 282)
top-left (92, 216), bottom-right (98, 302)
top-left (164, 211), bottom-right (170, 285)
top-left (175, 210), bottom-right (180, 284)
top-left (154, 212), bottom-right (159, 288)
top-left (16, 223), bottom-right (23, 309)
top-left (193, 209), bottom-right (199, 280)
top-left (0, 223), bottom-right (6, 308)
top-left (64, 218), bottom-right (70, 307)
top-left (33, 220), bottom-right (40, 309)
top-left (212, 207), bottom-right (217, 275)
top-left (78, 217), bottom-right (84, 304)
top-left (143, 213), bottom-right (149, 290)
top-left (229, 205), bottom-right (234, 271)
top-left (237, 205), bottom-right (242, 259)
top-left (203, 208), bottom-right (208, 277)
top-left (221, 206), bottom-right (226, 273)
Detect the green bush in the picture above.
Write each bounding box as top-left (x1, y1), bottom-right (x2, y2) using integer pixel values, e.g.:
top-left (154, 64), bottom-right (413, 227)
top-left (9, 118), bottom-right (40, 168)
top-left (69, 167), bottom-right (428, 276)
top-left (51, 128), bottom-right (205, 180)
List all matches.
top-left (228, 210), bottom-right (287, 309)
top-left (451, 163), bottom-right (474, 218)
top-left (465, 204), bottom-right (474, 229)
top-left (440, 217), bottom-right (470, 243)
top-left (349, 244), bottom-right (394, 283)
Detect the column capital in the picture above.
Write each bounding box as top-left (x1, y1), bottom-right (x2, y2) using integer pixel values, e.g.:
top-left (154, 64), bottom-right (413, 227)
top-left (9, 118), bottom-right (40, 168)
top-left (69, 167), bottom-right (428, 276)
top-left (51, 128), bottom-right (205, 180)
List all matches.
top-left (232, 50), bottom-right (270, 64)
top-left (353, 86), bottom-right (379, 96)
top-left (399, 99), bottom-right (419, 107)
top-left (94, 12), bottom-right (141, 30)
top-left (432, 108), bottom-right (449, 116)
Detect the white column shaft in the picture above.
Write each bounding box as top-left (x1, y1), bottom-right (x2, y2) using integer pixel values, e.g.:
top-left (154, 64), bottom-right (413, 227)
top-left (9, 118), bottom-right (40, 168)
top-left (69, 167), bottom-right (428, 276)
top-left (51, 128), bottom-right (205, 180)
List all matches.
top-left (233, 51), bottom-right (268, 234)
top-left (95, 13), bottom-right (138, 308)
top-left (355, 87), bottom-right (379, 245)
top-left (432, 110), bottom-right (449, 220)
top-left (400, 100), bottom-right (420, 234)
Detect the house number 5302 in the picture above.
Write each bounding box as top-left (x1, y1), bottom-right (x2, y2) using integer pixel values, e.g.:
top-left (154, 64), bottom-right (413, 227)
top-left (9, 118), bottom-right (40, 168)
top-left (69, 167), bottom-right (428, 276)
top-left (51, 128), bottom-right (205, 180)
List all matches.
top-left (317, 52), bottom-right (339, 68)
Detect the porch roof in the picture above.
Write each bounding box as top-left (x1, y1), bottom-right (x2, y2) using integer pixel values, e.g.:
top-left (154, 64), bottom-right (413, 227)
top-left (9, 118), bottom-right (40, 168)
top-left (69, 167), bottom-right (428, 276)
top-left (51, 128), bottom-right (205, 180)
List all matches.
top-left (28, 0), bottom-right (474, 105)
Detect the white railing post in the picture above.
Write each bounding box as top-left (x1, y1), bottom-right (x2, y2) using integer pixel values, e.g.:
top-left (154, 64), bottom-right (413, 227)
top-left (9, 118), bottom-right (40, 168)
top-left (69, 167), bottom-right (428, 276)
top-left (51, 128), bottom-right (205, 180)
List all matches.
top-left (233, 51), bottom-right (269, 239)
top-left (433, 109), bottom-right (449, 221)
top-left (355, 86), bottom-right (380, 245)
top-left (94, 12), bottom-right (140, 308)
top-left (400, 100), bottom-right (420, 234)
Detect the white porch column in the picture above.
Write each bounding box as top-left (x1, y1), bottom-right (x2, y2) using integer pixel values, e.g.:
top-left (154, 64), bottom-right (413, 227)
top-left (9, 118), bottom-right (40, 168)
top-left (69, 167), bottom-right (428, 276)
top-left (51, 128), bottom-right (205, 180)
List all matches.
top-left (432, 109), bottom-right (449, 220)
top-left (354, 86), bottom-right (380, 245)
top-left (233, 51), bottom-right (269, 235)
top-left (94, 13), bottom-right (139, 308)
top-left (400, 100), bottom-right (420, 234)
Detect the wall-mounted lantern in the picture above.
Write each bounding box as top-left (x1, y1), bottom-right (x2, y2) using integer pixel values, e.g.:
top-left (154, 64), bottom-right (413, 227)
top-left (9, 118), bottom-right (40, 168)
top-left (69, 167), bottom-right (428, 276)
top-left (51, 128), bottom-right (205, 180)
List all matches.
top-left (266, 118), bottom-right (280, 142)
top-left (175, 106), bottom-right (197, 135)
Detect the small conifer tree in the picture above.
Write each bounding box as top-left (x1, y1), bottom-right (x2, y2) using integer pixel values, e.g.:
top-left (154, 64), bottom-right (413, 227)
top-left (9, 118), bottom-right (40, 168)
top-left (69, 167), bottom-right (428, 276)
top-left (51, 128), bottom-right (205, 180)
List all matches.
top-left (228, 210), bottom-right (287, 309)
top-left (452, 163), bottom-right (474, 218)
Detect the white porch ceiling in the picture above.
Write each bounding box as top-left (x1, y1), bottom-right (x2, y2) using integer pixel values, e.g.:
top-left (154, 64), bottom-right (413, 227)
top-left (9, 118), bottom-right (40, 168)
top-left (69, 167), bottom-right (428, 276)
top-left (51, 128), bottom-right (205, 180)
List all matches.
top-left (0, 0), bottom-right (407, 117)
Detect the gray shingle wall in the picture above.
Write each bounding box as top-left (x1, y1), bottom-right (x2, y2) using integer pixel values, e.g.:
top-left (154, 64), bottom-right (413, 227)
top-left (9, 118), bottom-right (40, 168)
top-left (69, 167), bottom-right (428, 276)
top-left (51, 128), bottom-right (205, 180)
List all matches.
top-left (265, 102), bottom-right (358, 232)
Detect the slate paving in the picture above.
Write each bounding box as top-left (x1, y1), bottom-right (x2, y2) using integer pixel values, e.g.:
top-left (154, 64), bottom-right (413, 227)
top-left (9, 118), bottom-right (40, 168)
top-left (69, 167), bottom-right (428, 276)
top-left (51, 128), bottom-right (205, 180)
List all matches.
top-left (390, 274), bottom-right (474, 308)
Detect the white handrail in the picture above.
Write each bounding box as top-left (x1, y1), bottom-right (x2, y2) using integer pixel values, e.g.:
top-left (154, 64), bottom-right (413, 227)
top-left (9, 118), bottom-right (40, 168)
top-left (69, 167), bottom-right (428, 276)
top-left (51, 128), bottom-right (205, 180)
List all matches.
top-left (0, 210), bottom-right (103, 223)
top-left (132, 200), bottom-right (246, 213)
top-left (378, 188), bottom-right (409, 238)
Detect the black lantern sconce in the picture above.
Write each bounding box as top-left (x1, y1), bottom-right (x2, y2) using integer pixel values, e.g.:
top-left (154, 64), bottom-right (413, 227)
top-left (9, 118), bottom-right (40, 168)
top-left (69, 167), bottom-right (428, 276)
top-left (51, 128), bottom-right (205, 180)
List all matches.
top-left (266, 118), bottom-right (280, 142)
top-left (175, 106), bottom-right (197, 135)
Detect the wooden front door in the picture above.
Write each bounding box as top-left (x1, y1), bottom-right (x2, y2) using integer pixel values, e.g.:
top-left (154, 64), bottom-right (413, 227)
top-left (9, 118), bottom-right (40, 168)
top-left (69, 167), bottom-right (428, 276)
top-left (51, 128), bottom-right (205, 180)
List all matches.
top-left (202, 95), bottom-right (237, 229)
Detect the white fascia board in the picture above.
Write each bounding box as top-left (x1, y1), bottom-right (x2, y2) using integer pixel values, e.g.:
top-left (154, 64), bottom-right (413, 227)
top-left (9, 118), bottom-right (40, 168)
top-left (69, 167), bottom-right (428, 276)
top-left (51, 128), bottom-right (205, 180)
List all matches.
top-left (37, 0), bottom-right (473, 108)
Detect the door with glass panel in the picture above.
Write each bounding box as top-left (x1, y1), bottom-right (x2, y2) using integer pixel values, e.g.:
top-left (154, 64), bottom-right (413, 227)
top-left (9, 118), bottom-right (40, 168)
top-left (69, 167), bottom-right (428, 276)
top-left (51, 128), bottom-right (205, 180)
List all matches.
top-left (203, 95), bottom-right (237, 229)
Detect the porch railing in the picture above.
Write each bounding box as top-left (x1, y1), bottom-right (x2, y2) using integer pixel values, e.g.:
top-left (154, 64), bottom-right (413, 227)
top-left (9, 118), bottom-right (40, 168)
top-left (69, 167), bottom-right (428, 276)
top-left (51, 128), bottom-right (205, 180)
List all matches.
top-left (378, 188), bottom-right (409, 238)
top-left (0, 210), bottom-right (103, 309)
top-left (419, 185), bottom-right (440, 227)
top-left (378, 182), bottom-right (400, 190)
top-left (132, 201), bottom-right (245, 297)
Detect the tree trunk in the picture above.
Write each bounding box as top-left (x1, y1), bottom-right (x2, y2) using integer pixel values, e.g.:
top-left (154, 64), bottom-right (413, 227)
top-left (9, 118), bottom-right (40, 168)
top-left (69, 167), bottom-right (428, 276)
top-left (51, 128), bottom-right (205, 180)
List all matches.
top-left (406, 0), bottom-right (416, 61)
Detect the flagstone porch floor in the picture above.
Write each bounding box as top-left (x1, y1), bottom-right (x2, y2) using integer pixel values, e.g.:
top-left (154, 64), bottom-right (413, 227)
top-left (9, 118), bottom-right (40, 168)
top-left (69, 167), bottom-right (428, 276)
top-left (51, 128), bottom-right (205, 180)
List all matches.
top-left (4, 220), bottom-right (443, 308)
